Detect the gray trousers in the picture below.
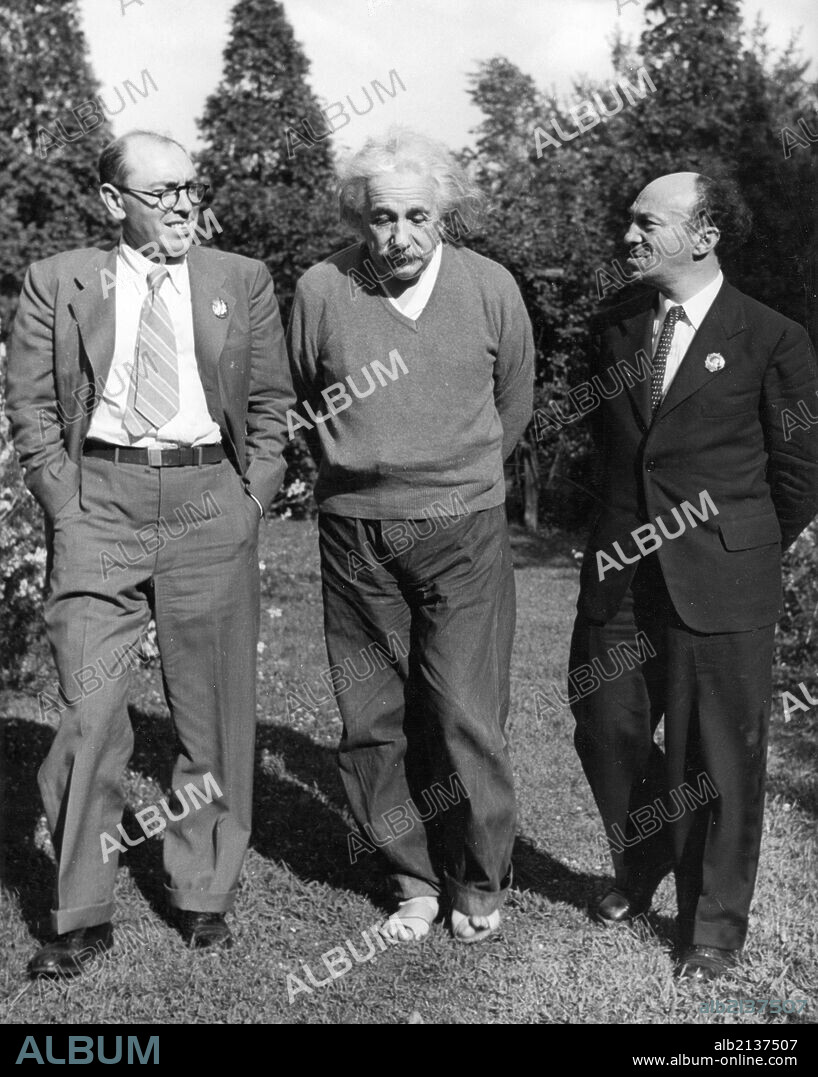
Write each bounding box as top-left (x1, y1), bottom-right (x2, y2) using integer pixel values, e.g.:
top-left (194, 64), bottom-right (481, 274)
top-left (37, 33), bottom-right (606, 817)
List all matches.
top-left (318, 504), bottom-right (517, 916)
top-left (41, 454), bottom-right (260, 933)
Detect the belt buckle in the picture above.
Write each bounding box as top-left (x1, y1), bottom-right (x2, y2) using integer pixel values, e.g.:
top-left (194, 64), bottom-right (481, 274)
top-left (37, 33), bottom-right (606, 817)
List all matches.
top-left (147, 447), bottom-right (164, 467)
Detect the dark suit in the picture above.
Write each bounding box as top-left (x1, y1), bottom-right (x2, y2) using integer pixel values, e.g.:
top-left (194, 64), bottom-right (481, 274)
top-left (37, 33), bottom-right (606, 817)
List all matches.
top-left (5, 243), bottom-right (295, 933)
top-left (571, 280), bottom-right (818, 948)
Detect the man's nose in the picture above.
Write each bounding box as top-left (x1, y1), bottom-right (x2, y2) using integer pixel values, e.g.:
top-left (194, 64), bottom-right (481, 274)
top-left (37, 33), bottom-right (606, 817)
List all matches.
top-left (174, 188), bottom-right (194, 215)
top-left (391, 220), bottom-right (409, 247)
top-left (624, 222), bottom-right (641, 246)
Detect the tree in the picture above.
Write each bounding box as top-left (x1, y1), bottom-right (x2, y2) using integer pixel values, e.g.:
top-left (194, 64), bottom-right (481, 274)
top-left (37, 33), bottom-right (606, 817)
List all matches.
top-left (0, 0), bottom-right (115, 687)
top-left (467, 60), bottom-right (623, 527)
top-left (467, 0), bottom-right (817, 529)
top-left (617, 1), bottom-right (817, 333)
top-left (196, 0), bottom-right (352, 518)
top-left (0, 0), bottom-right (114, 335)
top-left (196, 0), bottom-right (348, 322)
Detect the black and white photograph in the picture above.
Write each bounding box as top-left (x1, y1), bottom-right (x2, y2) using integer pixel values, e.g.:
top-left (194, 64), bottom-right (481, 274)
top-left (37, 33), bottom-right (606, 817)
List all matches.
top-left (0, 0), bottom-right (816, 1046)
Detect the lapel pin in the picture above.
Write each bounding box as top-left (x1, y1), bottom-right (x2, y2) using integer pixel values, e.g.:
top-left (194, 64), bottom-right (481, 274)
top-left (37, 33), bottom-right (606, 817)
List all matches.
top-left (705, 352), bottom-right (725, 373)
top-left (211, 298), bottom-right (228, 319)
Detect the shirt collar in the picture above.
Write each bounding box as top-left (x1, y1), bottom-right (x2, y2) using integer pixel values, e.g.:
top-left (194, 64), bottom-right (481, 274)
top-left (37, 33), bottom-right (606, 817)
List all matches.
top-left (657, 270), bottom-right (724, 331)
top-left (381, 240), bottom-right (443, 311)
top-left (409, 240), bottom-right (443, 297)
top-left (118, 240), bottom-right (187, 294)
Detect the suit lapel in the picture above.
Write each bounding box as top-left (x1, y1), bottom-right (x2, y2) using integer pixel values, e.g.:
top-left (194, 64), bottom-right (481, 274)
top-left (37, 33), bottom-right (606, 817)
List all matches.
top-left (187, 246), bottom-right (237, 380)
top-left (67, 248), bottom-right (118, 387)
top-left (654, 282), bottom-right (746, 421)
top-left (613, 302), bottom-right (655, 432)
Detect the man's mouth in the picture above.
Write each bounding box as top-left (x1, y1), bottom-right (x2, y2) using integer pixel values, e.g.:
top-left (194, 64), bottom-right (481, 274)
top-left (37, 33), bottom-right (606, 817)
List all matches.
top-left (626, 245), bottom-right (651, 262)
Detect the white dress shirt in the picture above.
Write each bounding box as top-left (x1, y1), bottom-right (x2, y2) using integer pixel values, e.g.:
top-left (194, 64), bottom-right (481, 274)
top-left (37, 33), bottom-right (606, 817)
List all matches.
top-left (651, 270), bottom-right (724, 399)
top-left (87, 241), bottom-right (221, 447)
top-left (384, 240), bottom-right (442, 320)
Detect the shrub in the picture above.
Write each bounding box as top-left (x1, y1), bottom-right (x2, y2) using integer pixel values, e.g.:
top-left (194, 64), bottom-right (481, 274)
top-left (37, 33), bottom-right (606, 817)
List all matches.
top-left (0, 340), bottom-right (49, 689)
top-left (776, 520), bottom-right (818, 693)
top-left (272, 436), bottom-right (317, 519)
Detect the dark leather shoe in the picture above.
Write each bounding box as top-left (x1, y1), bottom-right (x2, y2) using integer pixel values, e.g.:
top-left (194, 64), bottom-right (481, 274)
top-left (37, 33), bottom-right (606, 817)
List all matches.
top-left (28, 922), bottom-right (113, 979)
top-left (174, 911), bottom-right (233, 950)
top-left (676, 945), bottom-right (741, 981)
top-left (597, 862), bottom-right (673, 924)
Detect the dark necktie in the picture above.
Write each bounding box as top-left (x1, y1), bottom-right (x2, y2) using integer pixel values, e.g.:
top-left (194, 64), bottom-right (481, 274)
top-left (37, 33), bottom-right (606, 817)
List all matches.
top-left (124, 266), bottom-right (179, 435)
top-left (650, 305), bottom-right (686, 413)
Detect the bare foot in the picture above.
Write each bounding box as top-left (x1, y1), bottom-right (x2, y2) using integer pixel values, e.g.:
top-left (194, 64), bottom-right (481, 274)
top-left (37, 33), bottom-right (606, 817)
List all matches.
top-left (380, 896), bottom-right (439, 942)
top-left (450, 908), bottom-right (501, 943)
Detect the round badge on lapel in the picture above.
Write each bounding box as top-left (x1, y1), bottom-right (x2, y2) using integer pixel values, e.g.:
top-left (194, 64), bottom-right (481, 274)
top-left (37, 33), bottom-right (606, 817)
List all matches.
top-left (705, 352), bottom-right (725, 372)
top-left (211, 298), bottom-right (228, 318)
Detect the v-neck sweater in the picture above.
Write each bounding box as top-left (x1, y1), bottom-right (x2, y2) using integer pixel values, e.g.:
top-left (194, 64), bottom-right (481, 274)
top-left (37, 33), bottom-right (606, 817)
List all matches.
top-left (287, 242), bottom-right (534, 519)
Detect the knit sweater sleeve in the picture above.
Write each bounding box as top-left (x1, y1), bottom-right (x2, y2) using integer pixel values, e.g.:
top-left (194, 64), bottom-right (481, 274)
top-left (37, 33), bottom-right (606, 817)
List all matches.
top-left (286, 269), bottom-right (324, 464)
top-left (493, 274), bottom-right (535, 460)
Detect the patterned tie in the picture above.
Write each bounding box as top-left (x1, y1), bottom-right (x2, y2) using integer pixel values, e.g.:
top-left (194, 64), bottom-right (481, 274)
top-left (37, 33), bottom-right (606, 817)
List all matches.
top-left (124, 267), bottom-right (179, 435)
top-left (650, 305), bottom-right (686, 414)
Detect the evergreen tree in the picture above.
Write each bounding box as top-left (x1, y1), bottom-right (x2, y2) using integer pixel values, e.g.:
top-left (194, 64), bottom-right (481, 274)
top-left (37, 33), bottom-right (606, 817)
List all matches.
top-left (0, 0), bottom-right (113, 334)
top-left (468, 0), bottom-right (817, 528)
top-left (609, 0), bottom-right (817, 328)
top-left (196, 0), bottom-right (347, 321)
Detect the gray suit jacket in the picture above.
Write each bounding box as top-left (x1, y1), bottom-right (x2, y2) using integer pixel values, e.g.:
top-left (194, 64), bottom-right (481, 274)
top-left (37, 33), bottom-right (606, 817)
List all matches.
top-left (5, 243), bottom-right (295, 519)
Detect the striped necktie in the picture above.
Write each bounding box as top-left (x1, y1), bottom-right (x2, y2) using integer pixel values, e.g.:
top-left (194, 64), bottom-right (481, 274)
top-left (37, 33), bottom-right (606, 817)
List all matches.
top-left (649, 304), bottom-right (686, 414)
top-left (124, 266), bottom-right (179, 435)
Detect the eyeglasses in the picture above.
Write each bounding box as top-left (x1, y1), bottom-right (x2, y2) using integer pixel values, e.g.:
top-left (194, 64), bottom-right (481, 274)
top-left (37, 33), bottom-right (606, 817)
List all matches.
top-left (116, 183), bottom-right (210, 210)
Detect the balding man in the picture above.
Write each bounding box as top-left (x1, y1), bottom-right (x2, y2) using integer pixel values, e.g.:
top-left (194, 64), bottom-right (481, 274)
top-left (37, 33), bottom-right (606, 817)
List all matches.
top-left (570, 173), bottom-right (818, 979)
top-left (6, 130), bottom-right (295, 976)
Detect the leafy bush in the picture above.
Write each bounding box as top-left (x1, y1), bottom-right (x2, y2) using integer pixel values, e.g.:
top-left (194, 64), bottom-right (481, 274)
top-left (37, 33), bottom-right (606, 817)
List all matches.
top-left (272, 436), bottom-right (317, 519)
top-left (776, 520), bottom-right (818, 692)
top-left (0, 341), bottom-right (49, 689)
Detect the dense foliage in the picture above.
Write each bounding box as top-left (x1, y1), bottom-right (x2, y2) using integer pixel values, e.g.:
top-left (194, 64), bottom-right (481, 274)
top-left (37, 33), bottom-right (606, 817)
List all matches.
top-left (0, 0), bottom-right (115, 331)
top-left (195, 0), bottom-right (349, 513)
top-left (467, 0), bottom-right (817, 528)
top-left (1, 0), bottom-right (816, 687)
top-left (778, 521), bottom-right (818, 692)
top-left (0, 341), bottom-right (48, 687)
top-left (0, 0), bottom-right (115, 688)
top-left (195, 0), bottom-right (351, 319)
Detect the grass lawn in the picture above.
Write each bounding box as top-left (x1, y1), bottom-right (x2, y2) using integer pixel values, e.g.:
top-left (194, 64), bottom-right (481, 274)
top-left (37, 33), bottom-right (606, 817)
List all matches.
top-left (0, 518), bottom-right (815, 1025)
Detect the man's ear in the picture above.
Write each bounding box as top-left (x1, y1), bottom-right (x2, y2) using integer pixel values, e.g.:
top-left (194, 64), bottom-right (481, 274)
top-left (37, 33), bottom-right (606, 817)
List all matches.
top-left (99, 183), bottom-right (126, 222)
top-left (686, 210), bottom-right (720, 257)
top-left (694, 223), bottom-right (720, 257)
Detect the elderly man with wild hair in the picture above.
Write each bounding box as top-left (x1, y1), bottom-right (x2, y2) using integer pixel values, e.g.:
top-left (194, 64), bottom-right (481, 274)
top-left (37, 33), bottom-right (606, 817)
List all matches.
top-left (287, 128), bottom-right (534, 943)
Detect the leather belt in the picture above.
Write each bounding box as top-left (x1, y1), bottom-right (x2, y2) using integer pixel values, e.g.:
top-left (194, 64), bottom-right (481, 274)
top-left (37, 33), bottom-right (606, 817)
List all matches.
top-left (82, 439), bottom-right (225, 467)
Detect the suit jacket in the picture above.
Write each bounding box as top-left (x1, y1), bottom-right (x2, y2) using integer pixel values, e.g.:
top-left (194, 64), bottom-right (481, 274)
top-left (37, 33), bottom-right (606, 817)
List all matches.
top-left (577, 280), bottom-right (818, 633)
top-left (5, 243), bottom-right (295, 520)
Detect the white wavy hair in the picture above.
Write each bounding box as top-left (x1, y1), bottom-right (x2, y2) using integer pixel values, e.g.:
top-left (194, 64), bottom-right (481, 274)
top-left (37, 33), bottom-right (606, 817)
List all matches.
top-left (337, 126), bottom-right (484, 235)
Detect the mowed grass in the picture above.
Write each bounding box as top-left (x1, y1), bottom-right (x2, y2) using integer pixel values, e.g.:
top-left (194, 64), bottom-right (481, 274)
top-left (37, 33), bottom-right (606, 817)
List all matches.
top-left (0, 518), bottom-right (815, 1025)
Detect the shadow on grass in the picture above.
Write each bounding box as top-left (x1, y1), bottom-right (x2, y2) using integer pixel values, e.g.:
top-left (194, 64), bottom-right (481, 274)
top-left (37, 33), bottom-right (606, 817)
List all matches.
top-left (511, 835), bottom-right (680, 949)
top-left (0, 706), bottom-right (383, 940)
top-left (512, 834), bottom-right (605, 911)
top-left (123, 707), bottom-right (387, 914)
top-left (3, 706), bottom-right (648, 940)
top-left (0, 717), bottom-right (57, 937)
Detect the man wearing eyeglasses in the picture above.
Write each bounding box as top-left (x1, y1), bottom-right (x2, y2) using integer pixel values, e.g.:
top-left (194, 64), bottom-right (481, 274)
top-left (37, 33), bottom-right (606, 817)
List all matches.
top-left (5, 129), bottom-right (295, 977)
